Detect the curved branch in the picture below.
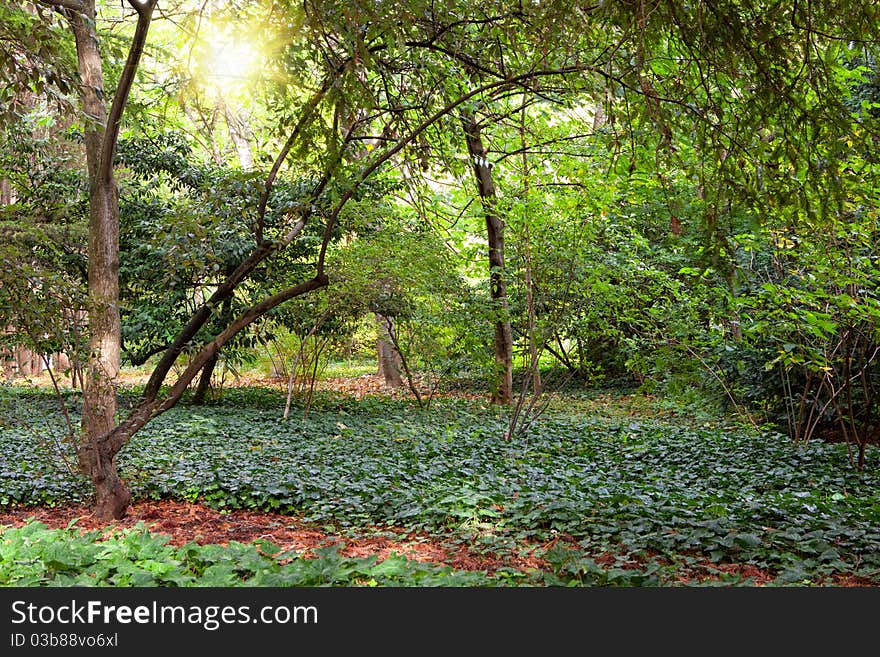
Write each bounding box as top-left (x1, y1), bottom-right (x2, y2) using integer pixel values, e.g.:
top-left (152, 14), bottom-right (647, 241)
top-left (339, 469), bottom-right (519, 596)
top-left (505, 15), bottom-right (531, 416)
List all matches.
top-left (126, 0), bottom-right (154, 19)
top-left (102, 275), bottom-right (329, 451)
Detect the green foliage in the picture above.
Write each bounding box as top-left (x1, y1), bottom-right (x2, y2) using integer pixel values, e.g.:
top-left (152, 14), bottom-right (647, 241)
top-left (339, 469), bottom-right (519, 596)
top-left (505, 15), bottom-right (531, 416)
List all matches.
top-left (717, 176), bottom-right (880, 462)
top-left (0, 118), bottom-right (88, 365)
top-left (115, 131), bottom-right (330, 366)
top-left (0, 3), bottom-right (77, 126)
top-left (327, 215), bottom-right (491, 383)
top-left (0, 521), bottom-right (494, 587)
top-left (3, 0), bottom-right (880, 588)
top-left (1, 387), bottom-right (878, 584)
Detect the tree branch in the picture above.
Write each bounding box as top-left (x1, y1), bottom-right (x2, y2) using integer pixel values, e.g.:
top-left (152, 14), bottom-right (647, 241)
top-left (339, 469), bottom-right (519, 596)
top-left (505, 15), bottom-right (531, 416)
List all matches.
top-left (316, 65), bottom-right (596, 275)
top-left (98, 0), bottom-right (157, 183)
top-left (35, 0), bottom-right (84, 12)
top-left (126, 0), bottom-right (153, 19)
top-left (101, 275), bottom-right (329, 451)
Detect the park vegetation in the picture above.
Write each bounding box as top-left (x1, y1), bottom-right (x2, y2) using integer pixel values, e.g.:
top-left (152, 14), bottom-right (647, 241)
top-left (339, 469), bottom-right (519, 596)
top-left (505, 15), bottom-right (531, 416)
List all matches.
top-left (1, 0), bottom-right (879, 586)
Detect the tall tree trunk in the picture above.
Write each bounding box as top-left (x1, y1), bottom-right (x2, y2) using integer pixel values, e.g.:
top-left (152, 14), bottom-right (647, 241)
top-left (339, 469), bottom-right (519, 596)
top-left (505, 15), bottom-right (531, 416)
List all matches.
top-left (71, 4), bottom-right (125, 519)
top-left (66, 0), bottom-right (157, 520)
top-left (376, 313), bottom-right (402, 388)
top-left (462, 112), bottom-right (513, 404)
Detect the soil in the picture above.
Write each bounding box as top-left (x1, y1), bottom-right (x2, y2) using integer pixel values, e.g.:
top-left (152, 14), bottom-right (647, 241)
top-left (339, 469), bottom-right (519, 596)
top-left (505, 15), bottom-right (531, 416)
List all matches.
top-left (1, 500), bottom-right (875, 586)
top-left (0, 500), bottom-right (545, 574)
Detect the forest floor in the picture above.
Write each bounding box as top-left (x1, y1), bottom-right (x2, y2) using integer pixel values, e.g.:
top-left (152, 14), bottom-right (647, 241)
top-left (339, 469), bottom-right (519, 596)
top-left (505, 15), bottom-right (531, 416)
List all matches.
top-left (0, 498), bottom-right (782, 586)
top-left (2, 371), bottom-right (877, 587)
top-left (3, 498), bottom-right (876, 587)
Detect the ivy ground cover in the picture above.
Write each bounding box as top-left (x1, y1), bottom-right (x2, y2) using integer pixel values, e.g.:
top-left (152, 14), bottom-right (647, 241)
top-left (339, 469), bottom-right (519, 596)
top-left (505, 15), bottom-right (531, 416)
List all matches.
top-left (1, 386), bottom-right (879, 586)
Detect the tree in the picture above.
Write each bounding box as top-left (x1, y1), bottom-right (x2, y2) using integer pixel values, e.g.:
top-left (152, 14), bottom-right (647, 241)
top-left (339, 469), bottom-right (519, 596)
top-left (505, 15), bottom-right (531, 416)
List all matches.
top-left (460, 110), bottom-right (514, 403)
top-left (60, 0), bottom-right (589, 517)
top-left (22, 0), bottom-right (158, 518)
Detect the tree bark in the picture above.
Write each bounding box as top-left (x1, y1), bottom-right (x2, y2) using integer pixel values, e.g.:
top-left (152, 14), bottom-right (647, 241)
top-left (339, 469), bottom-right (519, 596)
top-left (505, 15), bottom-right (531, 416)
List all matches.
top-left (376, 313), bottom-right (402, 388)
top-left (192, 294), bottom-right (232, 405)
top-left (66, 0), bottom-right (157, 520)
top-left (71, 4), bottom-right (125, 519)
top-left (192, 353), bottom-right (219, 405)
top-left (462, 112), bottom-right (513, 404)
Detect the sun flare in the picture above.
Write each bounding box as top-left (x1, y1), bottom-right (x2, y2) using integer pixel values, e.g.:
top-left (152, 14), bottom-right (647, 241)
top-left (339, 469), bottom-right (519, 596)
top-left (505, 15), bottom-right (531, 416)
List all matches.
top-left (202, 37), bottom-right (260, 92)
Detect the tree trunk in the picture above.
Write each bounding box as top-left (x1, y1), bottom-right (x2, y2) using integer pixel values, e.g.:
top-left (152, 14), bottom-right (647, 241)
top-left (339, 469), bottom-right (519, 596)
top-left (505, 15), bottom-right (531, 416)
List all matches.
top-left (376, 313), bottom-right (402, 388)
top-left (55, 352), bottom-right (71, 373)
top-left (462, 112), bottom-right (513, 404)
top-left (192, 293), bottom-right (232, 405)
top-left (77, 248), bottom-right (128, 517)
top-left (1, 332), bottom-right (14, 379)
top-left (0, 178), bottom-right (12, 204)
top-left (31, 350), bottom-right (44, 376)
top-left (223, 102), bottom-right (254, 170)
top-left (15, 346), bottom-right (33, 377)
top-left (67, 0), bottom-right (157, 520)
top-left (192, 353), bottom-right (219, 405)
top-left (523, 228), bottom-right (541, 396)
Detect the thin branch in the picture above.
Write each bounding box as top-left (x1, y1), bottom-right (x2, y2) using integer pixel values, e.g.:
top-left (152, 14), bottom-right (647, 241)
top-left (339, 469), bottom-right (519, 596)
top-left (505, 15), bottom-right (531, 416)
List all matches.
top-left (493, 133), bottom-right (596, 163)
top-left (37, 353), bottom-right (78, 475)
top-left (316, 65), bottom-right (598, 275)
top-left (283, 306), bottom-right (332, 420)
top-left (681, 341), bottom-right (759, 430)
top-left (382, 315), bottom-right (423, 408)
